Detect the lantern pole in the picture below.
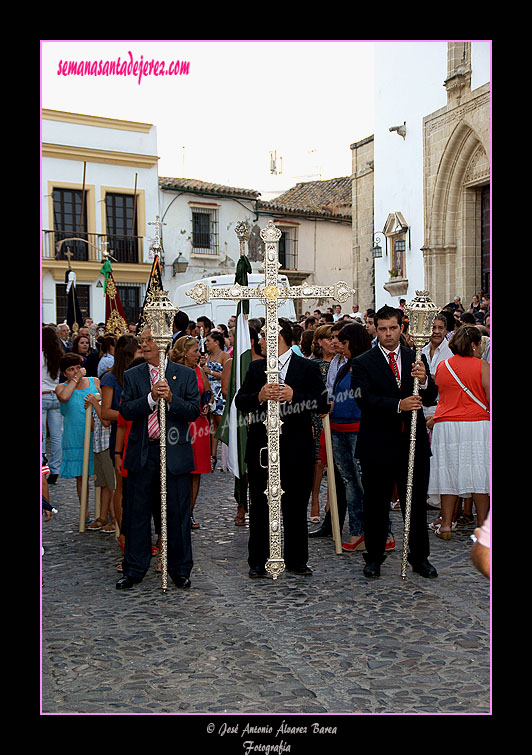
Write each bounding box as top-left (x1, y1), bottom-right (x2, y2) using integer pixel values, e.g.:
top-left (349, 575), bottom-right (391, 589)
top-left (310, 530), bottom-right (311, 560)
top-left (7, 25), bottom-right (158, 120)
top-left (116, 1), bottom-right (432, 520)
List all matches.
top-left (401, 291), bottom-right (439, 580)
top-left (143, 289), bottom-right (178, 592)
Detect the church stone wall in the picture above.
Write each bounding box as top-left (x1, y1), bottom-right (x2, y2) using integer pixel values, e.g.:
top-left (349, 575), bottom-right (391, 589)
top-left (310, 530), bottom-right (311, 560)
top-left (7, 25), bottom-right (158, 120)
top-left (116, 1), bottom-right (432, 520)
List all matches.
top-left (423, 81), bottom-right (490, 308)
top-left (350, 135), bottom-right (375, 312)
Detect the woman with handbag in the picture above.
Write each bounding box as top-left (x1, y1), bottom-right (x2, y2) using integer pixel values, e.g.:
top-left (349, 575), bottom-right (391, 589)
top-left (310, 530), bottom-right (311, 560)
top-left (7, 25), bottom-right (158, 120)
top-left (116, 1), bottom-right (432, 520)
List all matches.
top-left (427, 326), bottom-right (490, 540)
top-left (169, 335), bottom-right (212, 529)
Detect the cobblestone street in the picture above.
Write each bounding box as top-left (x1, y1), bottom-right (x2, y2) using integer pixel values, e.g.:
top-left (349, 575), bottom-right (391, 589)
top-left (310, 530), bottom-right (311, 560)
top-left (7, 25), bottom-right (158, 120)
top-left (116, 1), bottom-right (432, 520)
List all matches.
top-left (41, 459), bottom-right (490, 724)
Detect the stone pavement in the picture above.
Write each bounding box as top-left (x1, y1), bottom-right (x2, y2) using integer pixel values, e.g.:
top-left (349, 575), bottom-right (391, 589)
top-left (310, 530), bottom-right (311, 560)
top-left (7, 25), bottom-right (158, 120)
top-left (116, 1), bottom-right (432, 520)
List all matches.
top-left (41, 457), bottom-right (490, 720)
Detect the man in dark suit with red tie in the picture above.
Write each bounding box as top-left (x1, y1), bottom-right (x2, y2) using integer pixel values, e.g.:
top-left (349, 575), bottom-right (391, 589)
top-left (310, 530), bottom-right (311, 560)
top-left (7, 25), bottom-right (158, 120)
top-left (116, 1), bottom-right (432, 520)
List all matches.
top-left (351, 306), bottom-right (438, 579)
top-left (116, 328), bottom-right (200, 590)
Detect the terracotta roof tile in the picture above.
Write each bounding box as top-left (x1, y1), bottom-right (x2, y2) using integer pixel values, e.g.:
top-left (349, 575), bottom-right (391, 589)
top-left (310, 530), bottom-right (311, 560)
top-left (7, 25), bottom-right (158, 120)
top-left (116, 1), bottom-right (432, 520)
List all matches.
top-left (259, 176), bottom-right (352, 218)
top-left (159, 176), bottom-right (260, 199)
top-left (159, 175), bottom-right (352, 220)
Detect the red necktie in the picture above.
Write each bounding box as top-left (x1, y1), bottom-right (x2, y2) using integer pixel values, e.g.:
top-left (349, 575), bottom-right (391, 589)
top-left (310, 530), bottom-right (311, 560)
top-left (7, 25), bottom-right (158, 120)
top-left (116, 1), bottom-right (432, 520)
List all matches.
top-left (388, 352), bottom-right (405, 432)
top-left (148, 366), bottom-right (161, 440)
top-left (388, 352), bottom-right (400, 387)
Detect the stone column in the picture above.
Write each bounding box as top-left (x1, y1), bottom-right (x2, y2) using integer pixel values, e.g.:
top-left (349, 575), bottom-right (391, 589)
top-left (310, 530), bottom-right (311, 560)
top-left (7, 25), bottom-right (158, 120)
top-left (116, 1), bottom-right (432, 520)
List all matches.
top-left (350, 135), bottom-right (375, 312)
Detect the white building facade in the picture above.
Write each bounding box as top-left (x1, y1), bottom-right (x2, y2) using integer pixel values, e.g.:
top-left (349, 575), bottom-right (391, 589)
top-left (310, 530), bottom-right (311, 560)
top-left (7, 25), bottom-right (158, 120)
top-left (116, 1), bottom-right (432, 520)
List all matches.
top-left (41, 110), bottom-right (160, 326)
top-left (157, 177), bottom-right (260, 306)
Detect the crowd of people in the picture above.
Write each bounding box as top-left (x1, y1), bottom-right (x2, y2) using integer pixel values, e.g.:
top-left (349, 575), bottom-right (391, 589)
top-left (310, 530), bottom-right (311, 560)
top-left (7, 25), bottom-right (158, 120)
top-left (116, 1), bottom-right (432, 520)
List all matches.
top-left (42, 289), bottom-right (490, 586)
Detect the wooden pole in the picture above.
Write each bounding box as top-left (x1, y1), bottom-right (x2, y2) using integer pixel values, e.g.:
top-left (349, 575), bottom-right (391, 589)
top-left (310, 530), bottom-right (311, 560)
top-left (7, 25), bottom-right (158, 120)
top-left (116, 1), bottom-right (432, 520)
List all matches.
top-left (322, 414), bottom-right (342, 555)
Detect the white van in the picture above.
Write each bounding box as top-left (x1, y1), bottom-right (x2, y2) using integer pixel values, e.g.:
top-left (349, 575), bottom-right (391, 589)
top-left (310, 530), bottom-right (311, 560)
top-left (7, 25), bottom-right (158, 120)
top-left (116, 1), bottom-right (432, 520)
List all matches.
top-left (173, 273), bottom-right (297, 326)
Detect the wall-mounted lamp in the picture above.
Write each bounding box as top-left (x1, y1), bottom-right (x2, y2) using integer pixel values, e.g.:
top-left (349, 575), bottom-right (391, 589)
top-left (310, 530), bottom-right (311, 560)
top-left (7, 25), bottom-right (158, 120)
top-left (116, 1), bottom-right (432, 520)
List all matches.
top-left (172, 253), bottom-right (189, 275)
top-left (371, 232), bottom-right (384, 258)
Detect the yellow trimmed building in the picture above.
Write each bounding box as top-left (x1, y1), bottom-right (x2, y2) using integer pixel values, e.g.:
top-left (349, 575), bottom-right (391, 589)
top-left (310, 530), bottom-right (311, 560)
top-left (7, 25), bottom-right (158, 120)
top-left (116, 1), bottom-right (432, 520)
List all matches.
top-left (41, 109), bottom-right (160, 326)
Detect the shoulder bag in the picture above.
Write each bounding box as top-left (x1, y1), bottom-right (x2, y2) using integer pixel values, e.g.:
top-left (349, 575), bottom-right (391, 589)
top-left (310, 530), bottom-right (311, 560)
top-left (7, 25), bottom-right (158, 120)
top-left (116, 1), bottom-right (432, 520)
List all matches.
top-left (444, 359), bottom-right (489, 414)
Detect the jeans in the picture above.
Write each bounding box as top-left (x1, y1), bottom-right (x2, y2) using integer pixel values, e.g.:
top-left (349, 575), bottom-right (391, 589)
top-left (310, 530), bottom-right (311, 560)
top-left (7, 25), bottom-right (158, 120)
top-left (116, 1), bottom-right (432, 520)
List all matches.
top-left (331, 429), bottom-right (364, 537)
top-left (331, 429), bottom-right (393, 539)
top-left (42, 392), bottom-right (63, 475)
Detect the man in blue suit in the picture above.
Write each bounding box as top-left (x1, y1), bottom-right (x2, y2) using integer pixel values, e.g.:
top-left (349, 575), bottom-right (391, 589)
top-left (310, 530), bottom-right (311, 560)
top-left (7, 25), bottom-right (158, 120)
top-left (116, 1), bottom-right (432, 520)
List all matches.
top-left (116, 328), bottom-right (200, 590)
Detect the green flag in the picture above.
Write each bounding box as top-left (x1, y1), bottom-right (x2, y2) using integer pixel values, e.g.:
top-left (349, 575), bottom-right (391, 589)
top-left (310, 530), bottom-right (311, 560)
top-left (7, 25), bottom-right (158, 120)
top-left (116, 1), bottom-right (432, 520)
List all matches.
top-left (215, 254), bottom-right (252, 481)
top-left (99, 258), bottom-right (112, 293)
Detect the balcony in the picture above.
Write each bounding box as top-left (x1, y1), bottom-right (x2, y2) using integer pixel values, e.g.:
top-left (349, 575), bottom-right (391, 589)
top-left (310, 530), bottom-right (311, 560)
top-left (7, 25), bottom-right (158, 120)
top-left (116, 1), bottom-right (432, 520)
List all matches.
top-left (42, 230), bottom-right (144, 263)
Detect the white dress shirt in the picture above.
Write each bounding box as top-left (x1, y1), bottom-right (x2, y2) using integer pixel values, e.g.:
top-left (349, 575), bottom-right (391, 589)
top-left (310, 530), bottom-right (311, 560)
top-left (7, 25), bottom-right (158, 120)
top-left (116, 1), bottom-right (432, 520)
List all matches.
top-left (421, 339), bottom-right (453, 380)
top-left (378, 343), bottom-right (403, 379)
top-left (278, 349), bottom-right (293, 383)
top-left (377, 343), bottom-right (427, 413)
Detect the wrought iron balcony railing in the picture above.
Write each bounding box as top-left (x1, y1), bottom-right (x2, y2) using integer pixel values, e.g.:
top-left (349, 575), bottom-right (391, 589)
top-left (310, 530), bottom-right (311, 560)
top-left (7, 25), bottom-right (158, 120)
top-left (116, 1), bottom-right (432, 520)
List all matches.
top-left (42, 230), bottom-right (144, 264)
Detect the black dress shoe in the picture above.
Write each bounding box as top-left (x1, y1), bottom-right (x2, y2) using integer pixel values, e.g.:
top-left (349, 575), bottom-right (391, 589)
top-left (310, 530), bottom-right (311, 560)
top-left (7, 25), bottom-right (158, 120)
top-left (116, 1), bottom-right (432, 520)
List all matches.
top-left (363, 561), bottom-right (381, 578)
top-left (248, 567), bottom-right (268, 578)
top-left (172, 576), bottom-right (191, 589)
top-left (116, 575), bottom-right (140, 589)
top-left (362, 552), bottom-right (386, 579)
top-left (409, 558), bottom-right (438, 578)
top-left (286, 565), bottom-right (313, 576)
top-left (47, 474), bottom-right (58, 485)
top-left (308, 526), bottom-right (332, 538)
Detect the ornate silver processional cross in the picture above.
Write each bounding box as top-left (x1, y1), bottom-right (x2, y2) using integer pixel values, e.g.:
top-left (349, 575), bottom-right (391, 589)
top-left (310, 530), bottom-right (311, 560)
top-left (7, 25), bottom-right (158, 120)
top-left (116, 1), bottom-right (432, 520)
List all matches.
top-left (148, 215), bottom-right (166, 259)
top-left (186, 219), bottom-right (354, 579)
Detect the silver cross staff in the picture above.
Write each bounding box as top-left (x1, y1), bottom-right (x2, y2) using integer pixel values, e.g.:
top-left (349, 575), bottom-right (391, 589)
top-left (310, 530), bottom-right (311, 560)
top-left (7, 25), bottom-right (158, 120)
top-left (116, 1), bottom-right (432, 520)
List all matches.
top-left (186, 219), bottom-right (354, 579)
top-left (148, 215), bottom-right (166, 260)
